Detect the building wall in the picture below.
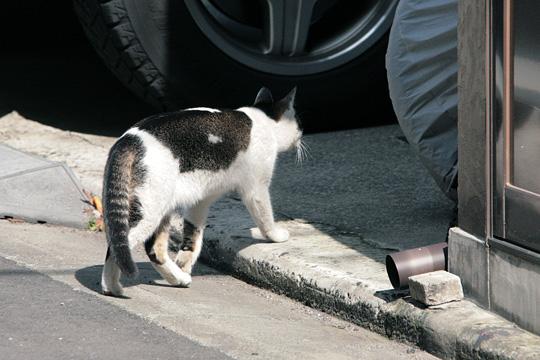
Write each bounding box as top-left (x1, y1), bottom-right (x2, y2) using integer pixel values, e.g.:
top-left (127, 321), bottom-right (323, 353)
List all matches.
top-left (454, 0), bottom-right (540, 335)
top-left (457, 0), bottom-right (488, 239)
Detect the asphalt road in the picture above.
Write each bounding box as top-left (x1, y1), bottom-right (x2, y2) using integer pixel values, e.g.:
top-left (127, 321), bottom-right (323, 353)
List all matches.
top-left (0, 256), bottom-right (229, 360)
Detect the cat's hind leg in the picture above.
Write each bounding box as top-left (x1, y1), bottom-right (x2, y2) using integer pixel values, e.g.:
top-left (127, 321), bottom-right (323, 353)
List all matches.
top-left (145, 215), bottom-right (192, 287)
top-left (175, 196), bottom-right (216, 274)
top-left (101, 247), bottom-right (124, 297)
top-left (102, 215), bottom-right (161, 296)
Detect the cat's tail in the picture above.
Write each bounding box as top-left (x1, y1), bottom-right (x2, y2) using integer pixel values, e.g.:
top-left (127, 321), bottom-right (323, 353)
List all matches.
top-left (102, 134), bottom-right (144, 278)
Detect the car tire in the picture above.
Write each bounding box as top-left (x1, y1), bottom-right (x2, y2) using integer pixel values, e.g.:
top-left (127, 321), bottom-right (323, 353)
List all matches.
top-left (73, 0), bottom-right (396, 132)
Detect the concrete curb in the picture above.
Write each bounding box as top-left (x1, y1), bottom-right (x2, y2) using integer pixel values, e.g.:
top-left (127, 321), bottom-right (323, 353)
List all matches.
top-left (202, 198), bottom-right (540, 360)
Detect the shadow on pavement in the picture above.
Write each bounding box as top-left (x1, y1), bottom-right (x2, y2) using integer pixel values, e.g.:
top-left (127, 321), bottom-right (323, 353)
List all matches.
top-left (75, 261), bottom-right (224, 295)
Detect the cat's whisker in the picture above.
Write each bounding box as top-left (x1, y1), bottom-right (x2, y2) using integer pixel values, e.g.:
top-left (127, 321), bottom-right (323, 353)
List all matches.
top-left (296, 144), bottom-right (303, 165)
top-left (303, 140), bottom-right (312, 153)
top-left (295, 140), bottom-right (306, 165)
top-left (297, 140), bottom-right (311, 163)
top-left (304, 143), bottom-right (310, 161)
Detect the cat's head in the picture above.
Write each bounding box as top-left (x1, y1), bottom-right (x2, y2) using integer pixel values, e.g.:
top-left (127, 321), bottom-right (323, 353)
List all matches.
top-left (253, 87), bottom-right (303, 153)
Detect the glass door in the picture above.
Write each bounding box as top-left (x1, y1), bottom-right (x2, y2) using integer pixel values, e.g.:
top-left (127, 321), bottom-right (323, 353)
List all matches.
top-left (494, 0), bottom-right (540, 252)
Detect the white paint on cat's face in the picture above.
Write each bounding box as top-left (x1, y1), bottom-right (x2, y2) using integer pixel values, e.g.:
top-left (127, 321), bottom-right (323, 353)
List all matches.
top-left (275, 103), bottom-right (303, 151)
top-left (208, 133), bottom-right (222, 144)
top-left (185, 107), bottom-right (221, 113)
top-left (238, 107), bottom-right (302, 153)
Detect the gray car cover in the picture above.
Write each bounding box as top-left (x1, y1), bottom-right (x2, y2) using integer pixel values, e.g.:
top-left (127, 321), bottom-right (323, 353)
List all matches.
top-left (386, 0), bottom-right (458, 201)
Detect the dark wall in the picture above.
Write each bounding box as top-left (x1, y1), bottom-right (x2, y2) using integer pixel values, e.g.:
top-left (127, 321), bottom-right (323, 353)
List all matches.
top-left (457, 0), bottom-right (488, 239)
top-left (0, 1), bottom-right (154, 136)
top-left (0, 1), bottom-right (85, 50)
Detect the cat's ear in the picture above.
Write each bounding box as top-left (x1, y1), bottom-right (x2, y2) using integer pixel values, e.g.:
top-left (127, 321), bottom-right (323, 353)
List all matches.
top-left (278, 87), bottom-right (297, 108)
top-left (265, 87), bottom-right (297, 121)
top-left (254, 87), bottom-right (274, 105)
top-left (274, 87), bottom-right (297, 114)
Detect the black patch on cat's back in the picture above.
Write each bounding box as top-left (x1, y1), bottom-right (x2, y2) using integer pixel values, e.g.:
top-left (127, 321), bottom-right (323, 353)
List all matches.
top-left (135, 110), bottom-right (252, 173)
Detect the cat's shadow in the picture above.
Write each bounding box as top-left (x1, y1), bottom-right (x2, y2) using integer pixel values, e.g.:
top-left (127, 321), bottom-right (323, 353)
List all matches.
top-left (74, 261), bottom-right (221, 297)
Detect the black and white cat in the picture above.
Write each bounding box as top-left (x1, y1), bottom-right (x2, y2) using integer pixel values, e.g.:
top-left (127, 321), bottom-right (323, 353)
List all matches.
top-left (101, 87), bottom-right (304, 297)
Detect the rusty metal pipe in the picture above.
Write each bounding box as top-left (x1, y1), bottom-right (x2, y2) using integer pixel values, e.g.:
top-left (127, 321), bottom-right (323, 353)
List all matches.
top-left (385, 242), bottom-right (448, 289)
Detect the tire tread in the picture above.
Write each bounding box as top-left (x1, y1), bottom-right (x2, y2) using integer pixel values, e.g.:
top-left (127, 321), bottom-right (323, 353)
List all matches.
top-left (73, 0), bottom-right (168, 110)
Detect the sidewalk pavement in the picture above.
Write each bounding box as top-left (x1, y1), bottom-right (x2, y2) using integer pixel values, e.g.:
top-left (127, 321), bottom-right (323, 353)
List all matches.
top-left (1, 111), bottom-right (539, 359)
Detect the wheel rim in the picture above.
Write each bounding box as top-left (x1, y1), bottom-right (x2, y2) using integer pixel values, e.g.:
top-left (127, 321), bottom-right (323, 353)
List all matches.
top-left (185, 0), bottom-right (398, 76)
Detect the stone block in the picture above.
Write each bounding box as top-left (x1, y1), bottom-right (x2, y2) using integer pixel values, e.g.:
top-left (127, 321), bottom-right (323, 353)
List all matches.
top-left (409, 270), bottom-right (464, 306)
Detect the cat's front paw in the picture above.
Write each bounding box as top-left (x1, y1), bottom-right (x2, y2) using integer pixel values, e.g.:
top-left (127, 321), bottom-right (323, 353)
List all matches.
top-left (175, 250), bottom-right (194, 274)
top-left (266, 227), bottom-right (289, 243)
top-left (154, 259), bottom-right (192, 288)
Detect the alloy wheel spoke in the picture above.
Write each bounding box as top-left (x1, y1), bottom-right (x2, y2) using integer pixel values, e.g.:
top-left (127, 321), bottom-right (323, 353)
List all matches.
top-left (262, 0), bottom-right (318, 56)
